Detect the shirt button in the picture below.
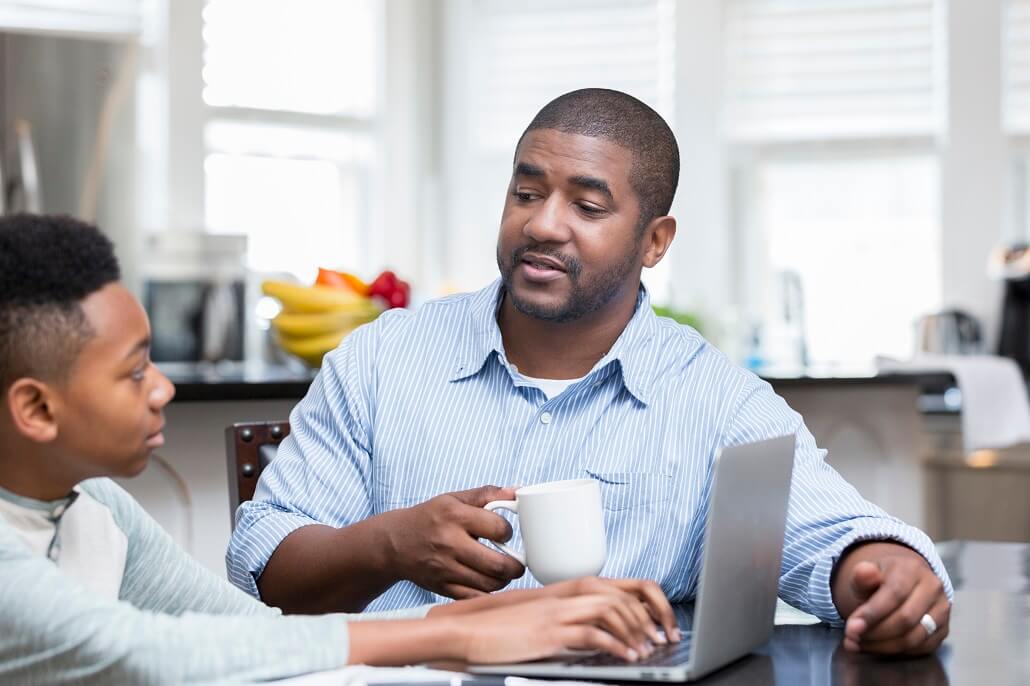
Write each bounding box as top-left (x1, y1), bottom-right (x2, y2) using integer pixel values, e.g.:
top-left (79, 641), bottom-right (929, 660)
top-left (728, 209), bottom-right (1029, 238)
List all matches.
top-left (540, 412), bottom-right (552, 425)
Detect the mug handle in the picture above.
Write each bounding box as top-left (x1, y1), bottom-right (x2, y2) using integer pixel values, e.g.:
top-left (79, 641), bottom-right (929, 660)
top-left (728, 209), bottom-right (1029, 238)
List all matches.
top-left (483, 500), bottom-right (527, 566)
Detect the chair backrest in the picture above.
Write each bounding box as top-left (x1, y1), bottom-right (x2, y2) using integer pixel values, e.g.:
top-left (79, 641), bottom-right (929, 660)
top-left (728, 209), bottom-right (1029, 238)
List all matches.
top-left (225, 420), bottom-right (290, 528)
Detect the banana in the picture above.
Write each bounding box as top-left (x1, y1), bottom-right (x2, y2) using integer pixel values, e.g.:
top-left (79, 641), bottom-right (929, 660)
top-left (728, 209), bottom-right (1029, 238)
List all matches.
top-left (275, 325), bottom-right (364, 367)
top-left (262, 280), bottom-right (369, 314)
top-left (271, 307), bottom-right (380, 338)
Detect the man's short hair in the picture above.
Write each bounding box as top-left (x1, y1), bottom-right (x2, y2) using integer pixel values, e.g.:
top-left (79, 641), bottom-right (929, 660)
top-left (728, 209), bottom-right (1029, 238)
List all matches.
top-left (0, 214), bottom-right (121, 391)
top-left (520, 88), bottom-right (680, 234)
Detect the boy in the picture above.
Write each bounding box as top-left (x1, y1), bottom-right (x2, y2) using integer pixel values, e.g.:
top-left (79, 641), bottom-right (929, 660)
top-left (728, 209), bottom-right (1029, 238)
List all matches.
top-left (0, 214), bottom-right (676, 683)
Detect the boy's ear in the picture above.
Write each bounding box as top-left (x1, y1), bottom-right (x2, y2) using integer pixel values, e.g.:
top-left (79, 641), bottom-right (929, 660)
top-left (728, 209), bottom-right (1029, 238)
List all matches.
top-left (6, 378), bottom-right (60, 443)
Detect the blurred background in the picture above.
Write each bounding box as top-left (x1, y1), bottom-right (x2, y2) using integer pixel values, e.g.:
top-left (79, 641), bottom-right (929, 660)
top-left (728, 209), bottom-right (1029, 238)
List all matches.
top-left (6, 0), bottom-right (1023, 369)
top-left (6, 0), bottom-right (1030, 569)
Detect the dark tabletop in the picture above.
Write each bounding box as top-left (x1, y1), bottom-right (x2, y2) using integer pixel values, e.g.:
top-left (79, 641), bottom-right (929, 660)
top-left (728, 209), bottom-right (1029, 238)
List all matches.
top-left (695, 541), bottom-right (1030, 685)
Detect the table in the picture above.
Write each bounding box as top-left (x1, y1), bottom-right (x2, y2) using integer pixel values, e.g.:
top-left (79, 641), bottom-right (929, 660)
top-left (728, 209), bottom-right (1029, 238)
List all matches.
top-left (711, 540), bottom-right (1030, 685)
top-left (285, 541), bottom-right (1029, 685)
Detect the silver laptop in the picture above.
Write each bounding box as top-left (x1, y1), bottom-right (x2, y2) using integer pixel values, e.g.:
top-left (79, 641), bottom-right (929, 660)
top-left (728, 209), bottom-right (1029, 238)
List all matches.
top-left (470, 434), bottom-right (796, 682)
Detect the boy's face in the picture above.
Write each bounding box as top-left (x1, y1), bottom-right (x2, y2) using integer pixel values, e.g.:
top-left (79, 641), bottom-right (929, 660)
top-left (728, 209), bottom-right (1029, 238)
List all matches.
top-left (53, 283), bottom-right (175, 480)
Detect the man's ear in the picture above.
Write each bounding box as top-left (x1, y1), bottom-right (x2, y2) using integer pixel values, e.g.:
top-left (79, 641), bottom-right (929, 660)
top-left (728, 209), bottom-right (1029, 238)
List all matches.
top-left (641, 215), bottom-right (677, 269)
top-left (5, 378), bottom-right (59, 443)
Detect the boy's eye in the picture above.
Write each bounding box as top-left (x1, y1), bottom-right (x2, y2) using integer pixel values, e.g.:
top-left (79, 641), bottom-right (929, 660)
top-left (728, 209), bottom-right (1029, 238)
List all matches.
top-left (131, 361), bottom-right (150, 382)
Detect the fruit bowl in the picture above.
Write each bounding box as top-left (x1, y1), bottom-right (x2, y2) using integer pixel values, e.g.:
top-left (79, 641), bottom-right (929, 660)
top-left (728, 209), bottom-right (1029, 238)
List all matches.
top-left (262, 268), bottom-right (411, 368)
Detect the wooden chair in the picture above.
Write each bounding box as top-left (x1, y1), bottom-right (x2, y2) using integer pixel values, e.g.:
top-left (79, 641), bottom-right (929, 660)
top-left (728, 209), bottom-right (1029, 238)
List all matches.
top-left (225, 420), bottom-right (290, 528)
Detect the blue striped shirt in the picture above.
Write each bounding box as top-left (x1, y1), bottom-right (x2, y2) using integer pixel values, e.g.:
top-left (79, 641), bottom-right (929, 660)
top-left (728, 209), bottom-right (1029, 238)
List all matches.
top-left (227, 280), bottom-right (953, 625)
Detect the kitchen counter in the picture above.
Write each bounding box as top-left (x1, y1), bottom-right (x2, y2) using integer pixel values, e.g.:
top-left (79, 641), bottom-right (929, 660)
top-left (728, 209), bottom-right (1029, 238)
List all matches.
top-left (158, 361), bottom-right (315, 402)
top-left (158, 360), bottom-right (958, 404)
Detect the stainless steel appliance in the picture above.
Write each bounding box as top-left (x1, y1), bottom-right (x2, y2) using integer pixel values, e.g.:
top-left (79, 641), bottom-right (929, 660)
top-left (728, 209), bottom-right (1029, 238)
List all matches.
top-left (142, 233), bottom-right (247, 364)
top-left (915, 309), bottom-right (983, 356)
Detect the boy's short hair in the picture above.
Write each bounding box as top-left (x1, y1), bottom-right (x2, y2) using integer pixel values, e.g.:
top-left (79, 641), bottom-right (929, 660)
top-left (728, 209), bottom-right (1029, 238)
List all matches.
top-left (0, 214), bottom-right (121, 391)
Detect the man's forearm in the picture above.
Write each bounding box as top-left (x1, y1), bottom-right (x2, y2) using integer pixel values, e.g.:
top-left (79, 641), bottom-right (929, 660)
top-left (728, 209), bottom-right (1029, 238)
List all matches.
top-left (830, 541), bottom-right (929, 618)
top-left (257, 513), bottom-right (403, 614)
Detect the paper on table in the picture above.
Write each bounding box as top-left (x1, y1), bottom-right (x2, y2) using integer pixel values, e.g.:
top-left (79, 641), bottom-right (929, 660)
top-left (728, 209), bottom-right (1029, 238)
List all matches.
top-left (272, 666), bottom-right (609, 686)
top-left (270, 666), bottom-right (470, 686)
top-left (774, 598), bottom-right (821, 626)
top-left (876, 354), bottom-right (1030, 452)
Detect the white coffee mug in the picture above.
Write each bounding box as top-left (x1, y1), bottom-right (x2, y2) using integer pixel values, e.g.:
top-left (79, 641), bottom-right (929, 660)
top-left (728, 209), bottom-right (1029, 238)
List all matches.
top-left (484, 478), bottom-right (607, 584)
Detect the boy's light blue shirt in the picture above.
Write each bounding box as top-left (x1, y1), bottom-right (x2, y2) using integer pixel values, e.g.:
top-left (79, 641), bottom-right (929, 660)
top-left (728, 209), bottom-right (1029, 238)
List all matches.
top-left (0, 478), bottom-right (428, 684)
top-left (228, 280), bottom-right (953, 623)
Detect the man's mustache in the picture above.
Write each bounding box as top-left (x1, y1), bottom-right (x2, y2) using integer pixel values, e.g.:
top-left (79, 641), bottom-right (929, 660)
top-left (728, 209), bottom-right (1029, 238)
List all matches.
top-left (510, 245), bottom-right (582, 279)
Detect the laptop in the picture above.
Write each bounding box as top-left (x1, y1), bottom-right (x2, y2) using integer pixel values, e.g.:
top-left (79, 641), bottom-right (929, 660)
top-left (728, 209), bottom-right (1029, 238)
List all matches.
top-left (469, 434), bottom-right (796, 683)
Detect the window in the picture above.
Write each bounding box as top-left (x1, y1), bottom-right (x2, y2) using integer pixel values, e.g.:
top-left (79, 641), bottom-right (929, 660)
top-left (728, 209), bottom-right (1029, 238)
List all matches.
top-left (442, 0), bottom-right (676, 300)
top-left (726, 0), bottom-right (945, 367)
top-left (201, 0), bottom-right (381, 281)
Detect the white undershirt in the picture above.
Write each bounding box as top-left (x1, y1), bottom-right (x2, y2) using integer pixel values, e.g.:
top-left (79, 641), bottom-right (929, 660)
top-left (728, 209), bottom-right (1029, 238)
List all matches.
top-left (517, 371), bottom-right (586, 401)
top-left (0, 485), bottom-right (127, 601)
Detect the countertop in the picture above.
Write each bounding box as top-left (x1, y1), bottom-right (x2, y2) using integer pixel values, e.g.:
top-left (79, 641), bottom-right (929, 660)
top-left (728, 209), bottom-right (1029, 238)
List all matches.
top-left (159, 361), bottom-right (958, 404)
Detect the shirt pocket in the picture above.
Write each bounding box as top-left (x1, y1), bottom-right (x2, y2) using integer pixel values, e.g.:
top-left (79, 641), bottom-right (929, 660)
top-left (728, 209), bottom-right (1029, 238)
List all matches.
top-left (583, 469), bottom-right (673, 511)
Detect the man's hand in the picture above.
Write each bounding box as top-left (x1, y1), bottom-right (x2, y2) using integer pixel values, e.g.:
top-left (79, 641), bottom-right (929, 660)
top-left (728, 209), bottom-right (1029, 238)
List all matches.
top-left (832, 542), bottom-right (950, 655)
top-left (384, 485), bottom-right (526, 599)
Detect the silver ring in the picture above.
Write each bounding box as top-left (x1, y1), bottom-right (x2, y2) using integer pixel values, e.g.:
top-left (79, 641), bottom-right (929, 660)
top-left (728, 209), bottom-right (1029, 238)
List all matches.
top-left (919, 613), bottom-right (938, 636)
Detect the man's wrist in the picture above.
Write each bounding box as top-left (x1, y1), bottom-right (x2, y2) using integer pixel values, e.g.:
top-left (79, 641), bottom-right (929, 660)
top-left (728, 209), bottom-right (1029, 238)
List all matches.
top-left (335, 510), bottom-right (405, 584)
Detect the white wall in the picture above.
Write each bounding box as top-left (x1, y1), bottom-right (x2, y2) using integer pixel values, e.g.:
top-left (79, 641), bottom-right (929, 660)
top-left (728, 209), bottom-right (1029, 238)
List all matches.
top-left (942, 0), bottom-right (1007, 351)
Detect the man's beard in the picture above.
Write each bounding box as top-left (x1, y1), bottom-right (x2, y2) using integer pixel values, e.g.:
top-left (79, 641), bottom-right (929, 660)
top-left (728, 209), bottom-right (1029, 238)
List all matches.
top-left (497, 243), bottom-right (641, 323)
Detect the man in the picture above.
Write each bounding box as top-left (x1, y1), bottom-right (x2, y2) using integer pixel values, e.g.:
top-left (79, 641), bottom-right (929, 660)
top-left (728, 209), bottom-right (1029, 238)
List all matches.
top-left (0, 214), bottom-right (676, 682)
top-left (228, 89), bottom-right (952, 656)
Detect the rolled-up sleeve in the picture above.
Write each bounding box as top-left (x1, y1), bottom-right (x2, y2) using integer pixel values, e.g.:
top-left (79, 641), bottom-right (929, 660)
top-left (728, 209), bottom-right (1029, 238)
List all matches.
top-left (721, 378), bottom-right (954, 626)
top-left (226, 321), bottom-right (382, 598)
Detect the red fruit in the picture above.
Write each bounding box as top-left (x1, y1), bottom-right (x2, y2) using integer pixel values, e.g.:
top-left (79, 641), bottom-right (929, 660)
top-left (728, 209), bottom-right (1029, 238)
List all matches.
top-left (368, 271), bottom-right (396, 298)
top-left (388, 290), bottom-right (406, 308)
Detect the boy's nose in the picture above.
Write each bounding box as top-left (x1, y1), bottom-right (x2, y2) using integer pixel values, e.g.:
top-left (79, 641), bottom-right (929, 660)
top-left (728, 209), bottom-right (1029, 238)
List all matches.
top-left (150, 372), bottom-right (176, 409)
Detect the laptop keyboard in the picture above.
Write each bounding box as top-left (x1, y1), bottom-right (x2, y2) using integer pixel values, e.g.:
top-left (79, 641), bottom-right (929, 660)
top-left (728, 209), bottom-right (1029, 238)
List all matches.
top-left (565, 632), bottom-right (694, 668)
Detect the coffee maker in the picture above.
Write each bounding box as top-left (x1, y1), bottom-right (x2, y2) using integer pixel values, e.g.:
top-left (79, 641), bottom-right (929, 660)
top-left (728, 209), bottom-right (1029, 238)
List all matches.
top-left (992, 244), bottom-right (1030, 374)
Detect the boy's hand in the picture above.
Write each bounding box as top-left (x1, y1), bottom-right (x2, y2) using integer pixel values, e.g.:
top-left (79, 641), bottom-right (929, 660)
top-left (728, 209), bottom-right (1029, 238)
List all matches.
top-left (546, 577), bottom-right (681, 643)
top-left (429, 576), bottom-right (680, 648)
top-left (457, 593), bottom-right (665, 664)
top-left (384, 486), bottom-right (525, 598)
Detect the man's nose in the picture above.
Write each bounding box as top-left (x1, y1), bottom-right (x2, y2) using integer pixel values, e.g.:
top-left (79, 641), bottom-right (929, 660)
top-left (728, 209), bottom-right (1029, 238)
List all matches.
top-left (523, 196), bottom-right (572, 244)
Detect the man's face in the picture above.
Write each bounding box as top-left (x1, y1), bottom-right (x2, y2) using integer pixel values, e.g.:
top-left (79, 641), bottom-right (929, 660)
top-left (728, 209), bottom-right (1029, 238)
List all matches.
top-left (497, 129), bottom-right (645, 323)
top-left (53, 284), bottom-right (175, 480)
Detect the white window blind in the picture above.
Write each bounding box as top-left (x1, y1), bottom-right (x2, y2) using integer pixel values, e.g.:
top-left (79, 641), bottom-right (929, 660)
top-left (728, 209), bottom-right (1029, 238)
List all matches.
top-left (724, 0), bottom-right (945, 142)
top-left (465, 0), bottom-right (676, 152)
top-left (202, 0), bottom-right (378, 117)
top-left (1006, 0), bottom-right (1030, 132)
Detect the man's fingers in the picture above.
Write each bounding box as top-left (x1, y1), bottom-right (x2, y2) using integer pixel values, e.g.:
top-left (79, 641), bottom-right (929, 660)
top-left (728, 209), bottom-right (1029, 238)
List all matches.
top-left (451, 485), bottom-right (518, 507)
top-left (846, 568), bottom-right (917, 638)
top-left (860, 575), bottom-right (946, 642)
top-left (462, 506), bottom-right (516, 544)
top-left (439, 559), bottom-right (518, 595)
top-left (856, 597), bottom-right (950, 655)
top-left (441, 583), bottom-right (488, 600)
top-left (849, 560), bottom-right (883, 601)
top-left (454, 537), bottom-right (525, 582)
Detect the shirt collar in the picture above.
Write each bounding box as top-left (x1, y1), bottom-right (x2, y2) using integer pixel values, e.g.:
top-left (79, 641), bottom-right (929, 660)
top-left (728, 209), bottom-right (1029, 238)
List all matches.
top-left (448, 279), bottom-right (663, 406)
top-left (0, 482), bottom-right (79, 520)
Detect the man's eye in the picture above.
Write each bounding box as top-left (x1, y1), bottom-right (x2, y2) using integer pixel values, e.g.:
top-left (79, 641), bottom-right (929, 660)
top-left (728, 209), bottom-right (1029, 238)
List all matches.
top-left (512, 190), bottom-right (537, 202)
top-left (578, 203), bottom-right (606, 216)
